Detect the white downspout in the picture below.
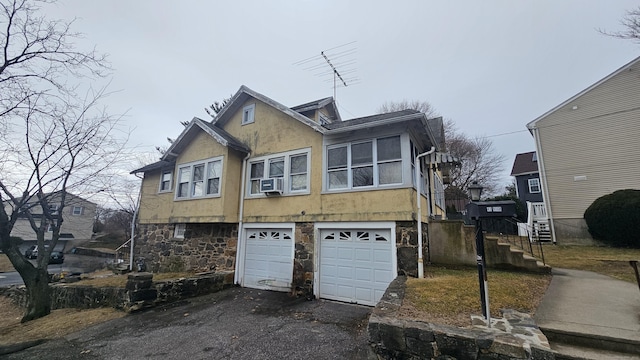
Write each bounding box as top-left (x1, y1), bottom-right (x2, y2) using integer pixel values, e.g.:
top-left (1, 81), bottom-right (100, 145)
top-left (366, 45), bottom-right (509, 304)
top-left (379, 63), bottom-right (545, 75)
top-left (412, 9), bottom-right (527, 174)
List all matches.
top-left (234, 152), bottom-right (251, 284)
top-left (532, 128), bottom-right (556, 243)
top-left (129, 174), bottom-right (143, 271)
top-left (415, 146), bottom-right (436, 278)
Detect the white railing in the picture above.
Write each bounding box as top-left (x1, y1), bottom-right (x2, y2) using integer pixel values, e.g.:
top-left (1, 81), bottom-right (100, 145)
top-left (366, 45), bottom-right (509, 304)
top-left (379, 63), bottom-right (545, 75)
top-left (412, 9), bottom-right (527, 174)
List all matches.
top-left (114, 237), bottom-right (133, 266)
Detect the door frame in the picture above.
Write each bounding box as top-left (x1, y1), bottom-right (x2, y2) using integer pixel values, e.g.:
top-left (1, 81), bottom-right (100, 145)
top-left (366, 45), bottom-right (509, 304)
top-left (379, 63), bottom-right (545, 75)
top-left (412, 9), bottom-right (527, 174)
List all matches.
top-left (313, 221), bottom-right (397, 302)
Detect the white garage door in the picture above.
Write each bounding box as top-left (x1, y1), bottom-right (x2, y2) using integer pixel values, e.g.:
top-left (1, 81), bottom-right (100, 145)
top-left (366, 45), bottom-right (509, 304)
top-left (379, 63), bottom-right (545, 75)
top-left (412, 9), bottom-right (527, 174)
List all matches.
top-left (242, 228), bottom-right (293, 292)
top-left (319, 229), bottom-right (394, 306)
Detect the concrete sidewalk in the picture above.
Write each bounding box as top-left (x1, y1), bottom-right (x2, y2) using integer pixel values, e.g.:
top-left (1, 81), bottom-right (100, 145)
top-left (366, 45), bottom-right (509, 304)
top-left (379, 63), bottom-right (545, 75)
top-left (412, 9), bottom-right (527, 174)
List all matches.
top-left (534, 268), bottom-right (640, 357)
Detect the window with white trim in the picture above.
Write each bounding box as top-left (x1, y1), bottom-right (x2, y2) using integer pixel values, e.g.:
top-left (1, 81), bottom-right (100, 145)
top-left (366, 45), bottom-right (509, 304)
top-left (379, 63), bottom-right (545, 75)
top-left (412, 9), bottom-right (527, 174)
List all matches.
top-left (174, 223), bottom-right (186, 238)
top-left (175, 157), bottom-right (223, 199)
top-left (48, 204), bottom-right (59, 216)
top-left (327, 135), bottom-right (402, 190)
top-left (528, 178), bottom-right (541, 193)
top-left (434, 173), bottom-right (445, 209)
top-left (72, 206), bottom-right (83, 216)
top-left (242, 104), bottom-right (255, 125)
top-left (159, 170), bottom-right (173, 192)
top-left (410, 141), bottom-right (428, 195)
top-left (248, 149), bottom-right (310, 196)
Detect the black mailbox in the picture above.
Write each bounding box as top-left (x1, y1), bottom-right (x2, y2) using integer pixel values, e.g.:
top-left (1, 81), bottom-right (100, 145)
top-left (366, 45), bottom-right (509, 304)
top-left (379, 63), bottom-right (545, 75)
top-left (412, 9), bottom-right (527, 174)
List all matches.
top-left (466, 200), bottom-right (518, 235)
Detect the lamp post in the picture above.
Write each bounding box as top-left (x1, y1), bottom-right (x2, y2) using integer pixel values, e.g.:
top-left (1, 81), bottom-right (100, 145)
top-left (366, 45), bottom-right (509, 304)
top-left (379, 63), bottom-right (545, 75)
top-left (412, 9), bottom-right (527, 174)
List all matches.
top-left (468, 181), bottom-right (491, 327)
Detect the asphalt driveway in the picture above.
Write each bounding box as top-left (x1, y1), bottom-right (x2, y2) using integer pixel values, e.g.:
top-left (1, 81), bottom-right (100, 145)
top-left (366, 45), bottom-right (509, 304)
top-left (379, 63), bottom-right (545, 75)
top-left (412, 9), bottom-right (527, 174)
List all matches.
top-left (5, 287), bottom-right (376, 360)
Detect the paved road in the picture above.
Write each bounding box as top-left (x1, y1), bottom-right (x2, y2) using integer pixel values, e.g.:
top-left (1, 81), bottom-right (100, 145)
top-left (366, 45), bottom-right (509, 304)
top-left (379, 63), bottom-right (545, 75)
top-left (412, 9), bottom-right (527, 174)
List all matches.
top-left (5, 287), bottom-right (376, 360)
top-left (0, 254), bottom-right (113, 287)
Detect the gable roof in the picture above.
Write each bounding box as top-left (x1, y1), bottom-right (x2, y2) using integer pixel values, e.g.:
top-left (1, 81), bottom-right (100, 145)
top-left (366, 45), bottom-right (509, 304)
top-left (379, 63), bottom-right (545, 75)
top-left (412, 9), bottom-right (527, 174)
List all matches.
top-left (213, 85), bottom-right (326, 133)
top-left (160, 117), bottom-right (250, 162)
top-left (291, 96), bottom-right (342, 122)
top-left (527, 55), bottom-right (640, 130)
top-left (510, 151), bottom-right (539, 176)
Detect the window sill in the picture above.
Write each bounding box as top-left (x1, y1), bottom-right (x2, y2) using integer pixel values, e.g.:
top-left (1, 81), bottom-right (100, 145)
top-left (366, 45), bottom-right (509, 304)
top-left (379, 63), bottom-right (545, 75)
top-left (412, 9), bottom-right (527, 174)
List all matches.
top-left (321, 184), bottom-right (409, 195)
top-left (174, 194), bottom-right (222, 201)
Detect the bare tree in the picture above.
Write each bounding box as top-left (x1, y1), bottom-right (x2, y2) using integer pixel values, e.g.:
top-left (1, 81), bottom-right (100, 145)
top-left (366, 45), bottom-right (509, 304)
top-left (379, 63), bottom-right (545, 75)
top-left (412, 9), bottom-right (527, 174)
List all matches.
top-left (377, 99), bottom-right (438, 118)
top-left (0, 0), bottom-right (126, 322)
top-left (377, 102), bottom-right (505, 200)
top-left (599, 6), bottom-right (640, 44)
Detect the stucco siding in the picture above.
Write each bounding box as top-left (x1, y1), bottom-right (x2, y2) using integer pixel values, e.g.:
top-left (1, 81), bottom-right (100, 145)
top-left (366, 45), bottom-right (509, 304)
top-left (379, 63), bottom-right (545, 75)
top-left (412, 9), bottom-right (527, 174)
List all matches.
top-left (535, 64), bottom-right (640, 220)
top-left (138, 131), bottom-right (242, 224)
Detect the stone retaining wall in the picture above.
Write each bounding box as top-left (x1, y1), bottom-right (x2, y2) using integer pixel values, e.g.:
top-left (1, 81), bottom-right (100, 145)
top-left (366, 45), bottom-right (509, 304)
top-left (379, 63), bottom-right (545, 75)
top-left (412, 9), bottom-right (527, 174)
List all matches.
top-left (0, 271), bottom-right (235, 313)
top-left (368, 276), bottom-right (556, 359)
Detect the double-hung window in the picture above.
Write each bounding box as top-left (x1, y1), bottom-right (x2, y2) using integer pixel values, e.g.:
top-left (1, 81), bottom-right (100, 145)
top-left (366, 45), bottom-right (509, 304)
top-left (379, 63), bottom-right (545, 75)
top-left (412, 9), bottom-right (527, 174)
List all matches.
top-left (248, 149), bottom-right (310, 196)
top-left (327, 135), bottom-right (403, 190)
top-left (528, 178), bottom-right (541, 193)
top-left (176, 157), bottom-right (223, 199)
top-left (72, 206), bottom-right (83, 215)
top-left (242, 104), bottom-right (255, 125)
top-left (159, 170), bottom-right (173, 192)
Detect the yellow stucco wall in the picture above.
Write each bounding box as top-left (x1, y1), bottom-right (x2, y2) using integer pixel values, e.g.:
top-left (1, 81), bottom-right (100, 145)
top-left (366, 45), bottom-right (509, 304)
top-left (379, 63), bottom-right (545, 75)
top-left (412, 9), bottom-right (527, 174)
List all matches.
top-left (138, 131), bottom-right (242, 224)
top-left (138, 95), bottom-right (441, 225)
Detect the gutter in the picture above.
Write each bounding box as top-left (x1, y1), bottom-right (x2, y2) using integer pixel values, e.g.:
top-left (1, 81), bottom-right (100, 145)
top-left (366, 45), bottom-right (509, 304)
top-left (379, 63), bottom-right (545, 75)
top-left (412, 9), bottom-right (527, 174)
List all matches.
top-left (415, 146), bottom-right (436, 278)
top-left (234, 152), bottom-right (252, 285)
top-left (323, 113), bottom-right (425, 135)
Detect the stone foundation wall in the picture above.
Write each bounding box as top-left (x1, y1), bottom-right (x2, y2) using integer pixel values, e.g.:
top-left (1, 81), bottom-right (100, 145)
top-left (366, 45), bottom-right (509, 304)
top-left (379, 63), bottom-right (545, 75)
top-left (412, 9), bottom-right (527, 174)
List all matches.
top-left (396, 221), bottom-right (427, 277)
top-left (136, 223), bottom-right (238, 273)
top-left (292, 222), bottom-right (314, 297)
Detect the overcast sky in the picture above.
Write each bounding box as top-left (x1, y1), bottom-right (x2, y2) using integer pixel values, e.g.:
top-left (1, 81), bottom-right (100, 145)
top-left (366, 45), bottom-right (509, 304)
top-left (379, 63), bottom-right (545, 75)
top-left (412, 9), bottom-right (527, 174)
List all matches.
top-left (46, 0), bottom-right (639, 188)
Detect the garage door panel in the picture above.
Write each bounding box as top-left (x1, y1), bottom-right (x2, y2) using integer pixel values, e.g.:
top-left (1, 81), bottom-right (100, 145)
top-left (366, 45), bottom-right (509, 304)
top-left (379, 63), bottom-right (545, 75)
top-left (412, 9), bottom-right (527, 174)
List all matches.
top-left (320, 228), bottom-right (394, 306)
top-left (242, 228), bottom-right (293, 292)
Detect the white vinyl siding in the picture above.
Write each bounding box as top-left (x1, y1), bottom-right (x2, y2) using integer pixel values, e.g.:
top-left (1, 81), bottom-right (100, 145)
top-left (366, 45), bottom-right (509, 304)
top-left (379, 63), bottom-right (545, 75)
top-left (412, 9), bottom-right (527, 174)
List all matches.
top-left (533, 60), bottom-right (640, 219)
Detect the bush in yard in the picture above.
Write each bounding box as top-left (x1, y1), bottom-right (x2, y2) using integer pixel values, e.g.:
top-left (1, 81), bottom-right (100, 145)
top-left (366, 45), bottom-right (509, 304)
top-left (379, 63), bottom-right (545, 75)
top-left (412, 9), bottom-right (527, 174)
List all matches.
top-left (584, 189), bottom-right (640, 248)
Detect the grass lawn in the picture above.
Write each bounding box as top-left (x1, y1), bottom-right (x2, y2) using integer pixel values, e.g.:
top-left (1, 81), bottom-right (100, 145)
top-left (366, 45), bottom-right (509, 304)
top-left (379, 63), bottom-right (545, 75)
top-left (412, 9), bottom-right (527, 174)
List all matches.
top-left (400, 266), bottom-right (551, 327)
top-left (0, 254), bottom-right (13, 272)
top-left (538, 244), bottom-right (640, 283)
top-left (0, 296), bottom-right (125, 346)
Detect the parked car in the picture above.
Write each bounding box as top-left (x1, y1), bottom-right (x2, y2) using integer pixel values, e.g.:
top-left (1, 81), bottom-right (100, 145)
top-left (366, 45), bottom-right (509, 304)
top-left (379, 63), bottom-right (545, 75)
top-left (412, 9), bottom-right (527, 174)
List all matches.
top-left (24, 244), bottom-right (51, 259)
top-left (24, 245), bottom-right (38, 259)
top-left (48, 251), bottom-right (64, 264)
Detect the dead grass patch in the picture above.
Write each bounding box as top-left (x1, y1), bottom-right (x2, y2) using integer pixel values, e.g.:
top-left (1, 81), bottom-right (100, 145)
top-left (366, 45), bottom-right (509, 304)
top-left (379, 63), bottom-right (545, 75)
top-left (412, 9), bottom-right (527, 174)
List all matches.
top-left (399, 266), bottom-right (551, 327)
top-left (538, 245), bottom-right (640, 283)
top-left (0, 296), bottom-right (125, 346)
top-left (74, 271), bottom-right (195, 288)
top-left (0, 254), bottom-right (14, 272)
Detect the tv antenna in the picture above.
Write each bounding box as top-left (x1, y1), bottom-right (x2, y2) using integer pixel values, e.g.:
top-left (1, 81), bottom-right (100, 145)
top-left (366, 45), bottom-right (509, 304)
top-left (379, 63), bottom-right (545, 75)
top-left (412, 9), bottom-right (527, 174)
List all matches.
top-left (294, 42), bottom-right (360, 100)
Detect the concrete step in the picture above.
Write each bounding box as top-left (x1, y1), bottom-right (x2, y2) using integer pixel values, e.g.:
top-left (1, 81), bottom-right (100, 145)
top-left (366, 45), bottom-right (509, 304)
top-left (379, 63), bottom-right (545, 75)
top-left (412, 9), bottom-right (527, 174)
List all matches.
top-left (541, 326), bottom-right (640, 357)
top-left (551, 342), bottom-right (640, 360)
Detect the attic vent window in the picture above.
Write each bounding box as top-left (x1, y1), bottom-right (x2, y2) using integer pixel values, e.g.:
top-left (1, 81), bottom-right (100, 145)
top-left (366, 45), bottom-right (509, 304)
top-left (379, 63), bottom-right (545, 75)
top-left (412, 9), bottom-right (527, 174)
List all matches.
top-left (242, 104), bottom-right (255, 125)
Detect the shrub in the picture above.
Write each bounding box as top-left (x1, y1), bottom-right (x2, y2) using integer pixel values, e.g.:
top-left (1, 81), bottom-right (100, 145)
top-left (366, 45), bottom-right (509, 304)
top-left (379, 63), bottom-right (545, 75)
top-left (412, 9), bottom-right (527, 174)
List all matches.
top-left (584, 189), bottom-right (640, 248)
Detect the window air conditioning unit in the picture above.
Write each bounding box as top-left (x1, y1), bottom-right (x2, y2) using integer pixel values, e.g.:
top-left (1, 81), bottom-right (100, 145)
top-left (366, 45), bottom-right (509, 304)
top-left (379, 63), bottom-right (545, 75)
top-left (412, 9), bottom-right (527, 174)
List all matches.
top-left (260, 178), bottom-right (284, 195)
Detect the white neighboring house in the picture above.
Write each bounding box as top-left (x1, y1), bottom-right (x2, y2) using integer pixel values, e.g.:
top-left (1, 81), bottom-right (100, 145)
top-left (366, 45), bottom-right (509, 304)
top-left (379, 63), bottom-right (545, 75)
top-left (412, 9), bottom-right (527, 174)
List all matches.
top-left (8, 193), bottom-right (96, 246)
top-left (526, 55), bottom-right (640, 244)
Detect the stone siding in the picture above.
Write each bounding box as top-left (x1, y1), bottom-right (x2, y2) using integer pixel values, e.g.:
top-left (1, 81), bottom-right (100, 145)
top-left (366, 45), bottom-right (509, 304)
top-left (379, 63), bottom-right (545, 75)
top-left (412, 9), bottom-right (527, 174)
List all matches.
top-left (136, 223), bottom-right (238, 273)
top-left (292, 222), bottom-right (314, 297)
top-left (396, 221), bottom-right (427, 277)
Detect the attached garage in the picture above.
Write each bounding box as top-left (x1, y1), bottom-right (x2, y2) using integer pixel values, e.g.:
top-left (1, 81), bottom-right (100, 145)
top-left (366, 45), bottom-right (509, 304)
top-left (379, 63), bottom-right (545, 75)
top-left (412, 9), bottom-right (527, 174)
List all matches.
top-left (317, 224), bottom-right (396, 306)
top-left (240, 225), bottom-right (294, 292)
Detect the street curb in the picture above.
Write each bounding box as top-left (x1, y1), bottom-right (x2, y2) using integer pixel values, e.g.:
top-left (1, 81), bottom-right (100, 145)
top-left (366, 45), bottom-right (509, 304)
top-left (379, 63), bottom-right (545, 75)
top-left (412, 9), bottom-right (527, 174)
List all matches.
top-left (0, 339), bottom-right (47, 356)
top-left (540, 326), bottom-right (640, 356)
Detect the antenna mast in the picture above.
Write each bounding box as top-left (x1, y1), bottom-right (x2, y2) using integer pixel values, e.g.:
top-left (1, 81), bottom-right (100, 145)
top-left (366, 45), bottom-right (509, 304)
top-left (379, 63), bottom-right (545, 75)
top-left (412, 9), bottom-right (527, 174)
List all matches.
top-left (294, 42), bottom-right (360, 101)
